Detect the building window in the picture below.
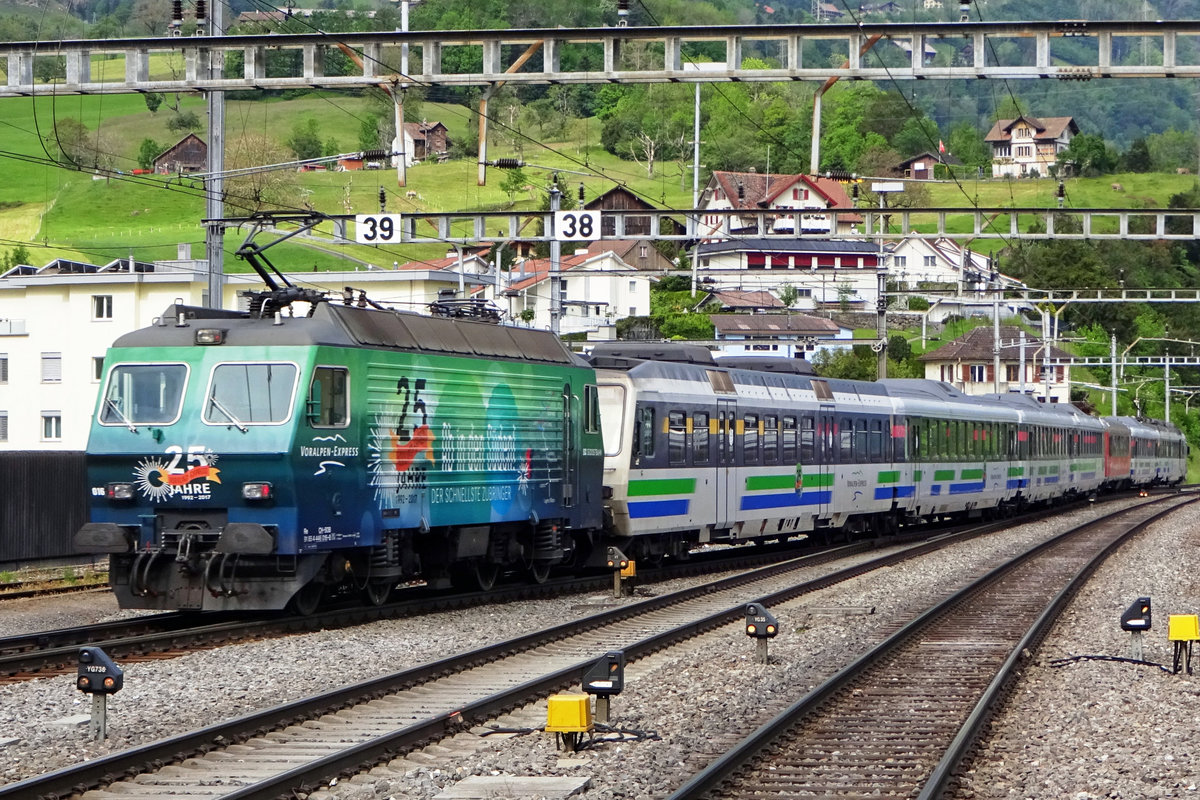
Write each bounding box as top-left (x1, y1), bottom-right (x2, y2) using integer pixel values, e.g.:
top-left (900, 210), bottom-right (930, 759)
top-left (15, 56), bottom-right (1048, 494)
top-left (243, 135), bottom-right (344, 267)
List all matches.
top-left (924, 256), bottom-right (936, 267)
top-left (92, 295), bottom-right (113, 320)
top-left (41, 352), bottom-right (62, 383)
top-left (0, 354), bottom-right (6, 384)
top-left (42, 413), bottom-right (62, 441)
top-left (560, 280), bottom-right (568, 299)
top-left (893, 256), bottom-right (906, 267)
top-left (628, 280), bottom-right (636, 293)
top-left (0, 411), bottom-right (6, 441)
top-left (639, 246), bottom-right (648, 258)
top-left (969, 364), bottom-right (986, 382)
top-left (93, 356), bottom-right (105, 381)
top-left (1005, 364), bottom-right (1019, 382)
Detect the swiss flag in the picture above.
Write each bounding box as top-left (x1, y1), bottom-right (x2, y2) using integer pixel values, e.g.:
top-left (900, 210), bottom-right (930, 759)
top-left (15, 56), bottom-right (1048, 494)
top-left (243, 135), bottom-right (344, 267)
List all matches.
top-left (938, 140), bottom-right (946, 154)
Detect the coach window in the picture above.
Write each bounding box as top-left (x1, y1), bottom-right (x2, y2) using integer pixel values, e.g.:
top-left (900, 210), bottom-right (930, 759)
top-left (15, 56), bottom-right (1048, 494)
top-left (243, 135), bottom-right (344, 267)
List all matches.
top-left (764, 415), bottom-right (779, 464)
top-left (840, 417), bottom-right (853, 462)
top-left (693, 412), bottom-right (711, 465)
top-left (744, 413), bottom-right (760, 465)
top-left (634, 405), bottom-right (656, 463)
top-left (308, 367), bottom-right (349, 428)
top-left (668, 410), bottom-right (687, 466)
top-left (800, 416), bottom-right (815, 463)
top-left (870, 419), bottom-right (884, 462)
top-left (854, 419), bottom-right (868, 461)
top-left (782, 416), bottom-right (797, 463)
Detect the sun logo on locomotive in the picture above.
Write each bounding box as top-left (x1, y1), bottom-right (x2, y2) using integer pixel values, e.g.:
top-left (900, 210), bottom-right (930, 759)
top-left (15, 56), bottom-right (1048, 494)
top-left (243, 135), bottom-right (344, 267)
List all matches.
top-left (368, 376), bottom-right (436, 500)
top-left (133, 451), bottom-right (221, 501)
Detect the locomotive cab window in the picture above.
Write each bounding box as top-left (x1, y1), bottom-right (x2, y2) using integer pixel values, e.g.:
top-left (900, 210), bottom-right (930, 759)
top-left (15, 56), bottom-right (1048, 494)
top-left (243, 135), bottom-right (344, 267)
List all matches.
top-left (100, 363), bottom-right (188, 426)
top-left (204, 362), bottom-right (298, 426)
top-left (307, 366), bottom-right (349, 428)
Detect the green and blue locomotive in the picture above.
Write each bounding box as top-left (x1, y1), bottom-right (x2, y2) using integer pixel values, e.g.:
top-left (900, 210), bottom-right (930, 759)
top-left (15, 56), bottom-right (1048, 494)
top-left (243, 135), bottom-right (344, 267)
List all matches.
top-left (75, 298), bottom-right (604, 612)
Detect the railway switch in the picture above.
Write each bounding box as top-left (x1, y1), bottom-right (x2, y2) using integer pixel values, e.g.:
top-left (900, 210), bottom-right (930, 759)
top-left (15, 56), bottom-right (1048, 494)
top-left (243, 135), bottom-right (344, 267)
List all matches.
top-left (545, 693), bottom-right (593, 752)
top-left (582, 650), bottom-right (625, 724)
top-left (745, 604), bottom-right (779, 664)
top-left (1120, 596), bottom-right (1151, 661)
top-left (1168, 614), bottom-right (1199, 675)
top-left (77, 647), bottom-right (123, 741)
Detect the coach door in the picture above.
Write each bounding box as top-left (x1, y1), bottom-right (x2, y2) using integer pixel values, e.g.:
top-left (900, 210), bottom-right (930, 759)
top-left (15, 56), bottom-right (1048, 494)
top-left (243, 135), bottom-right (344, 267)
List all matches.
top-left (813, 379), bottom-right (836, 521)
top-left (715, 399), bottom-right (737, 531)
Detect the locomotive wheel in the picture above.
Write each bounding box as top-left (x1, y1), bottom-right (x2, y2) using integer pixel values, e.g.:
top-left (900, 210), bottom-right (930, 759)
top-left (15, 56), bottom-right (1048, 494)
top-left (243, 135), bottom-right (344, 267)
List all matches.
top-left (529, 560), bottom-right (552, 584)
top-left (473, 561), bottom-right (499, 591)
top-left (363, 580), bottom-right (393, 606)
top-left (288, 581), bottom-right (324, 616)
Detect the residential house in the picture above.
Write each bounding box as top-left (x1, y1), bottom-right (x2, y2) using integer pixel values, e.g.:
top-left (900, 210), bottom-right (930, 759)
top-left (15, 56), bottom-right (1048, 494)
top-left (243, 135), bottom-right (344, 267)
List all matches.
top-left (581, 238), bottom-right (675, 272)
top-left (710, 313), bottom-right (853, 360)
top-left (698, 171), bottom-right (862, 240)
top-left (694, 289), bottom-right (785, 314)
top-left (985, 115), bottom-right (1078, 178)
top-left (896, 151), bottom-right (960, 180)
top-left (487, 251), bottom-right (653, 336)
top-left (887, 236), bottom-right (1031, 323)
top-left (153, 133), bottom-right (207, 174)
top-left (399, 121), bottom-right (450, 165)
top-left (695, 238), bottom-right (882, 312)
top-left (0, 247), bottom-right (499, 450)
top-left (583, 185), bottom-right (686, 239)
top-left (917, 325), bottom-right (1073, 403)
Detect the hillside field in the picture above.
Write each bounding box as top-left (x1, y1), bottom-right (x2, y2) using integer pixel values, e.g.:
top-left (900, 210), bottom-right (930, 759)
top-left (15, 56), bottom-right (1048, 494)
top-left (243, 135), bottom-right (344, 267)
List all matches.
top-left (2, 91), bottom-right (1198, 272)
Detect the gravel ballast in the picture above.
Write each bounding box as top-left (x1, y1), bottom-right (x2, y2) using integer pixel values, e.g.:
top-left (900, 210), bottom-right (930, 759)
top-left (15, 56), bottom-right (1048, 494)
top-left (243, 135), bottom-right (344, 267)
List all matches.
top-left (1, 498), bottom-right (1196, 799)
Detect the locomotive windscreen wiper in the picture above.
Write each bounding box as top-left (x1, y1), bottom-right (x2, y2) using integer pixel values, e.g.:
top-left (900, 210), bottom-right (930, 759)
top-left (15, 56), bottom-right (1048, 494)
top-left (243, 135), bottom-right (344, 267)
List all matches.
top-left (206, 392), bottom-right (248, 433)
top-left (104, 398), bottom-right (138, 433)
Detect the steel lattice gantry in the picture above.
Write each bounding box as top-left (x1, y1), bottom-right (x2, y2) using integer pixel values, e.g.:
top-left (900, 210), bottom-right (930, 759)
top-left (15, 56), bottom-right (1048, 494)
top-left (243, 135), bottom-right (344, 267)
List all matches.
top-left (6, 20), bottom-right (1200, 97)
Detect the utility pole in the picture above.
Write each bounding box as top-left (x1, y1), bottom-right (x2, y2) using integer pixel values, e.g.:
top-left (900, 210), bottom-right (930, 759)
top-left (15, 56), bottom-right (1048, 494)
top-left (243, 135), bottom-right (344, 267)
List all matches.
top-left (549, 174), bottom-right (562, 335)
top-left (1111, 331), bottom-right (1118, 415)
top-left (203, 0), bottom-right (225, 308)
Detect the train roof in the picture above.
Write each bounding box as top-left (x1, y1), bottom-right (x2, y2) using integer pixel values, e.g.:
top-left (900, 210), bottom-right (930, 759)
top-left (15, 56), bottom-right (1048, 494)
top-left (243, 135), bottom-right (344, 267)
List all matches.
top-left (112, 302), bottom-right (587, 367)
top-left (715, 356), bottom-right (816, 376)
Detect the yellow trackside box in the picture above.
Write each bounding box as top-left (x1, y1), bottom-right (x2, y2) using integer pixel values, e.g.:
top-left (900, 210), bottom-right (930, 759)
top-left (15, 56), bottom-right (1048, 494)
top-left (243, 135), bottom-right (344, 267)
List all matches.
top-left (621, 560), bottom-right (637, 578)
top-left (1169, 614), bottom-right (1200, 642)
top-left (545, 694), bottom-right (593, 733)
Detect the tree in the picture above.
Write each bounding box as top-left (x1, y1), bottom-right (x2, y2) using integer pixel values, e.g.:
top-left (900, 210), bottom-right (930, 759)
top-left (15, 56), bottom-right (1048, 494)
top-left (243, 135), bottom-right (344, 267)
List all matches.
top-left (1057, 133), bottom-right (1116, 177)
top-left (166, 110), bottom-right (202, 134)
top-left (1120, 137), bottom-right (1152, 172)
top-left (2, 245), bottom-right (32, 270)
top-left (136, 138), bottom-right (162, 170)
top-left (499, 166), bottom-right (529, 205)
top-left (144, 92), bottom-right (164, 114)
top-left (225, 133), bottom-right (298, 211)
top-left (946, 122), bottom-right (991, 170)
top-left (287, 119), bottom-right (324, 160)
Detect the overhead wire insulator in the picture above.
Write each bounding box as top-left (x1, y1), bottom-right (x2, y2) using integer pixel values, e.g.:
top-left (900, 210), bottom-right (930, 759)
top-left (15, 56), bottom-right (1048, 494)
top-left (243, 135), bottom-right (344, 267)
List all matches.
top-left (617, 0), bottom-right (629, 26)
top-left (490, 158), bottom-right (524, 169)
top-left (194, 0), bottom-right (206, 35)
top-left (359, 149), bottom-right (391, 160)
top-left (379, 186), bottom-right (387, 212)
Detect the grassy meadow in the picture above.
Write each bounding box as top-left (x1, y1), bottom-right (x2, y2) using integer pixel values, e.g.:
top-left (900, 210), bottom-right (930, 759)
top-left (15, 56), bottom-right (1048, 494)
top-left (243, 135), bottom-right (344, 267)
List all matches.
top-left (1, 88), bottom-right (1197, 273)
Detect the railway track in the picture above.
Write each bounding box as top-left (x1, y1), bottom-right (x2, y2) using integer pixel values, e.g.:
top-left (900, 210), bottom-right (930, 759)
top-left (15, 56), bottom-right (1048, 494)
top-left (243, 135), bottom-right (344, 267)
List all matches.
top-left (0, 512), bottom-right (1016, 684)
top-left (0, 507), bottom-right (1052, 800)
top-left (664, 493), bottom-right (1196, 800)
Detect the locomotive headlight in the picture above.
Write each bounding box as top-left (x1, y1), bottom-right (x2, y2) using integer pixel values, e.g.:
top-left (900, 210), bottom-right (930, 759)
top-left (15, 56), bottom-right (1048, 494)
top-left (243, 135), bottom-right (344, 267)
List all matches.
top-left (242, 482), bottom-right (272, 500)
top-left (106, 483), bottom-right (134, 500)
top-left (195, 328), bottom-right (226, 345)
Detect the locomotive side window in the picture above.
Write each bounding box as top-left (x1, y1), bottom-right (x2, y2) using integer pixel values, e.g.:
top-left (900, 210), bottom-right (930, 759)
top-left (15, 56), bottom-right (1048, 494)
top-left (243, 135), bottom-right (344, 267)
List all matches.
top-left (583, 385), bottom-right (601, 434)
top-left (100, 363), bottom-right (188, 426)
top-left (204, 363), bottom-right (298, 426)
top-left (693, 412), bottom-right (711, 465)
top-left (308, 367), bottom-right (349, 428)
top-left (668, 410), bottom-right (687, 466)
